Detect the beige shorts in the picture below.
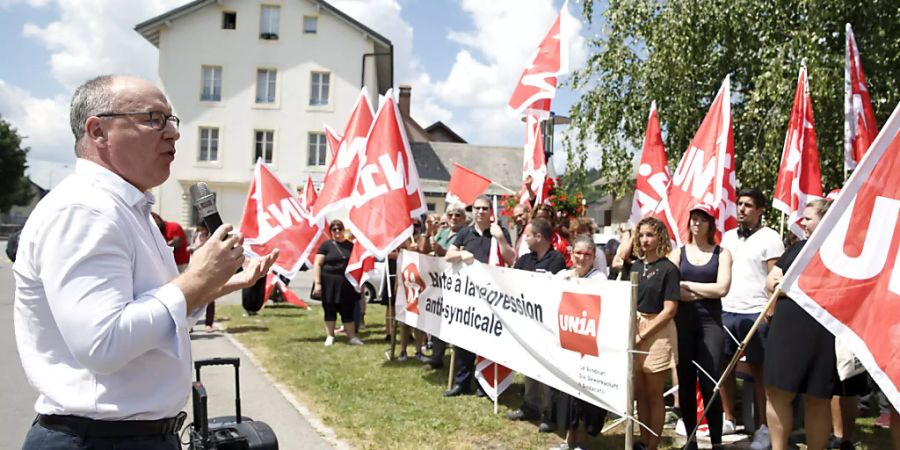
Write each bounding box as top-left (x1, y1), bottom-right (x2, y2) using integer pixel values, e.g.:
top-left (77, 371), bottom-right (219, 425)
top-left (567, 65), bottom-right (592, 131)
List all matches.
top-left (636, 313), bottom-right (678, 373)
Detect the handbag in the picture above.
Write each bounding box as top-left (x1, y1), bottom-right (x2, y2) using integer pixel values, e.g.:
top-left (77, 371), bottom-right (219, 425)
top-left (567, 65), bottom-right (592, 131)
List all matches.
top-left (835, 335), bottom-right (866, 381)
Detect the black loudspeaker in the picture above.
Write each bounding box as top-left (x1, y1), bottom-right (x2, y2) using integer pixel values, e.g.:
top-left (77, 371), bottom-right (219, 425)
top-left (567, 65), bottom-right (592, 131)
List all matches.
top-left (189, 358), bottom-right (278, 450)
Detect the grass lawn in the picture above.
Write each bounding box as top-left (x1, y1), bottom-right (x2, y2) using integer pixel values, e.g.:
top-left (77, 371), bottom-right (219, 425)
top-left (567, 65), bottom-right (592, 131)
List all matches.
top-left (218, 303), bottom-right (893, 450)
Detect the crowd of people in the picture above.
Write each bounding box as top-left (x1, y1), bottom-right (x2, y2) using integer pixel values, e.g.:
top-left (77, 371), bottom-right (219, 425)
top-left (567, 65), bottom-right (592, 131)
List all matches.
top-left (308, 187), bottom-right (900, 450)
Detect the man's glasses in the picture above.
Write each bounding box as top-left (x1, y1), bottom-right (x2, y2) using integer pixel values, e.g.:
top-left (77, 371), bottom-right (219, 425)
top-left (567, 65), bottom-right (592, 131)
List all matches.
top-left (448, 212), bottom-right (464, 217)
top-left (472, 206), bottom-right (490, 211)
top-left (96, 111), bottom-right (180, 131)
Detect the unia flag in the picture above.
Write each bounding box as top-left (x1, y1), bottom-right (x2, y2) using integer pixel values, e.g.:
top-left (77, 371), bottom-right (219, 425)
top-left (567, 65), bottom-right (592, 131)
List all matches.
top-left (346, 89), bottom-right (426, 260)
top-left (630, 101), bottom-right (670, 224)
top-left (844, 23), bottom-right (879, 173)
top-left (653, 76), bottom-right (737, 245)
top-left (507, 1), bottom-right (573, 117)
top-left (239, 159), bottom-right (323, 277)
top-left (446, 163), bottom-right (492, 207)
top-left (773, 66), bottom-right (823, 238)
top-left (313, 88), bottom-right (374, 223)
top-left (301, 176), bottom-right (331, 270)
top-left (781, 103), bottom-right (900, 413)
top-left (345, 241), bottom-right (377, 294)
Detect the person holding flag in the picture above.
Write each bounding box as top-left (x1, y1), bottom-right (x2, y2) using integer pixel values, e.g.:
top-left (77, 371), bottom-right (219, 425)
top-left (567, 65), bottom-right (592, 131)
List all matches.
top-left (763, 199), bottom-right (836, 450)
top-left (444, 196), bottom-right (514, 397)
top-left (313, 220), bottom-right (363, 346)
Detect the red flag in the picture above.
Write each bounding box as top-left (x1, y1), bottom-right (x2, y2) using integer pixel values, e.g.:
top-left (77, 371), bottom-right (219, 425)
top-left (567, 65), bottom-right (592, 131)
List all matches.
top-left (630, 101), bottom-right (670, 224)
top-left (844, 23), bottom-right (879, 173)
top-left (653, 76), bottom-right (737, 246)
top-left (521, 115), bottom-right (548, 204)
top-left (781, 103), bottom-right (900, 413)
top-left (475, 355), bottom-right (515, 401)
top-left (314, 88), bottom-right (374, 223)
top-left (347, 90), bottom-right (426, 259)
top-left (773, 67), bottom-right (823, 238)
top-left (240, 160), bottom-right (323, 277)
top-left (324, 124), bottom-right (342, 160)
top-left (345, 241), bottom-right (378, 293)
top-left (302, 176), bottom-right (319, 220)
top-left (507, 1), bottom-right (572, 116)
top-left (446, 164), bottom-right (492, 207)
top-left (273, 276), bottom-right (309, 309)
top-left (263, 273), bottom-right (276, 309)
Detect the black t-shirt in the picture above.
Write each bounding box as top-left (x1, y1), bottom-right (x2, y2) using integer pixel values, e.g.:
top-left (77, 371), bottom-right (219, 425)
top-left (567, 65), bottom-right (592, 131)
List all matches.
top-left (776, 240), bottom-right (806, 273)
top-left (630, 258), bottom-right (681, 314)
top-left (513, 248), bottom-right (567, 274)
top-left (317, 239), bottom-right (354, 275)
top-left (452, 224), bottom-right (512, 263)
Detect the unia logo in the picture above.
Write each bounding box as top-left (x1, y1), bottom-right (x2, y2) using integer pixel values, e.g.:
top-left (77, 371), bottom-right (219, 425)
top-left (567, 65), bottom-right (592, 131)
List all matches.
top-left (557, 291), bottom-right (602, 357)
top-left (401, 262), bottom-right (425, 314)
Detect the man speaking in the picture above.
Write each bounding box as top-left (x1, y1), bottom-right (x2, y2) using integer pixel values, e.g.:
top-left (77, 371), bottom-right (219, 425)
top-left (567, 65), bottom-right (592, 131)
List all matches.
top-left (13, 75), bottom-right (278, 449)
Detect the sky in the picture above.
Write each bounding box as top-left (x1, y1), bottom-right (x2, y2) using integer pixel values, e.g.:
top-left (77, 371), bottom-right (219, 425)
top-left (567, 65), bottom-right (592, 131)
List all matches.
top-left (0, 0), bottom-right (601, 189)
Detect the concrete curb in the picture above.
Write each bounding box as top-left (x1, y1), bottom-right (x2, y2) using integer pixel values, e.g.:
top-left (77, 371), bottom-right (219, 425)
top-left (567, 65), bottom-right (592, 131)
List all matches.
top-left (223, 332), bottom-right (352, 450)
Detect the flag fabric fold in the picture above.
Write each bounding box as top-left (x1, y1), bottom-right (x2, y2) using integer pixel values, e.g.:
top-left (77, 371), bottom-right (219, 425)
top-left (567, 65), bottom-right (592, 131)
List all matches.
top-left (345, 241), bottom-right (378, 293)
top-left (781, 103), bottom-right (900, 413)
top-left (630, 101), bottom-right (670, 224)
top-left (240, 159), bottom-right (323, 278)
top-left (346, 89), bottom-right (426, 261)
top-left (446, 163), bottom-right (492, 207)
top-left (773, 67), bottom-right (823, 238)
top-left (507, 0), bottom-right (572, 117)
top-left (653, 76), bottom-right (737, 245)
top-left (844, 23), bottom-right (879, 173)
top-left (521, 115), bottom-right (548, 205)
top-left (313, 88), bottom-right (374, 223)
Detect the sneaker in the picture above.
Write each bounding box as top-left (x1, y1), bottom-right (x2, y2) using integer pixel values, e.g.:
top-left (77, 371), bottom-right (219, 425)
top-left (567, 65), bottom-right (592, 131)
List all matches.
top-left (348, 337), bottom-right (364, 346)
top-left (749, 424), bottom-right (771, 450)
top-left (721, 417), bottom-right (737, 435)
top-left (397, 352), bottom-right (408, 362)
top-left (538, 422), bottom-right (554, 433)
top-left (324, 336), bottom-right (335, 346)
top-left (549, 443), bottom-right (569, 450)
top-left (675, 419), bottom-right (709, 437)
top-left (414, 353), bottom-right (429, 363)
top-left (664, 407), bottom-right (681, 428)
top-left (507, 408), bottom-right (537, 421)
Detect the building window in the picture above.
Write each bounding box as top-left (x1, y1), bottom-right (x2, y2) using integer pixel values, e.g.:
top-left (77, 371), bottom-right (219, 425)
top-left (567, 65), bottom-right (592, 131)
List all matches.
top-left (259, 5), bottom-right (280, 39)
top-left (427, 203), bottom-right (436, 212)
top-left (222, 12), bottom-right (236, 29)
top-left (256, 69), bottom-right (277, 104)
top-left (310, 72), bottom-right (330, 106)
top-left (255, 130), bottom-right (274, 164)
top-left (307, 132), bottom-right (327, 166)
top-left (303, 16), bottom-right (317, 34)
top-left (200, 66), bottom-right (222, 101)
top-left (199, 127), bottom-right (219, 161)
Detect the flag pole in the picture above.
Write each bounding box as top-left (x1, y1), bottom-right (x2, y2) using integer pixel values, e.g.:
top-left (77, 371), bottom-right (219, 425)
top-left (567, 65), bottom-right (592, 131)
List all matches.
top-left (448, 347), bottom-right (456, 390)
top-left (387, 257), bottom-right (398, 361)
top-left (494, 363), bottom-right (499, 414)
top-left (491, 181), bottom-right (518, 195)
top-left (685, 288), bottom-right (782, 444)
top-left (625, 272), bottom-right (638, 450)
top-left (779, 214), bottom-right (785, 239)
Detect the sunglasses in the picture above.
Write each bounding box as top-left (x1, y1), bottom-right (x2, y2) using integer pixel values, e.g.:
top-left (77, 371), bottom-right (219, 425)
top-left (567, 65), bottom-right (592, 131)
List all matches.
top-left (473, 206), bottom-right (490, 211)
top-left (330, 227), bottom-right (343, 232)
top-left (448, 212), bottom-right (464, 217)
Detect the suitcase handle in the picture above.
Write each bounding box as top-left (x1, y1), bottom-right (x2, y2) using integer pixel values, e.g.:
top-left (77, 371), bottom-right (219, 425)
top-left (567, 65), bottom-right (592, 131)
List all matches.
top-left (194, 357), bottom-right (242, 423)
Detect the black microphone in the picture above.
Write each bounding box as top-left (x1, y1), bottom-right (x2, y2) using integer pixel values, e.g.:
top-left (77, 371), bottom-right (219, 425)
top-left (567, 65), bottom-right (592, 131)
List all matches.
top-left (189, 182), bottom-right (223, 234)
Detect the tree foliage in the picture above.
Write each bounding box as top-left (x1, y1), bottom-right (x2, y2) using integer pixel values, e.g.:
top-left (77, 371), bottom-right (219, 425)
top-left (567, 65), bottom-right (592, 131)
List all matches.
top-left (0, 115), bottom-right (33, 213)
top-left (568, 0), bottom-right (900, 202)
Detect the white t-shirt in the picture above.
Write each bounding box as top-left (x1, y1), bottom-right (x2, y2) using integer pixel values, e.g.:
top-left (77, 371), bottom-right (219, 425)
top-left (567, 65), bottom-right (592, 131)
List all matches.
top-left (720, 226), bottom-right (784, 314)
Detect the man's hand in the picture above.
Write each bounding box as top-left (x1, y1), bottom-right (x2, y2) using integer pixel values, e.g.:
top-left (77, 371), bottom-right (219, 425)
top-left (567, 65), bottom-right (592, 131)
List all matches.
top-left (174, 224), bottom-right (248, 313)
top-left (490, 223), bottom-right (504, 240)
top-left (460, 251), bottom-right (475, 265)
top-left (224, 250), bottom-right (280, 292)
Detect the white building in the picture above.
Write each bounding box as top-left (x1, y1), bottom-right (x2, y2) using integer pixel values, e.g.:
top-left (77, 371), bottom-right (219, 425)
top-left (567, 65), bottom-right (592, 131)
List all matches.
top-left (136, 0), bottom-right (393, 225)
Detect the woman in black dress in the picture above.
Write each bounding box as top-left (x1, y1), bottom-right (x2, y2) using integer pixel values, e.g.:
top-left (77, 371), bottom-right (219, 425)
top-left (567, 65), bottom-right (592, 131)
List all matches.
top-left (764, 199), bottom-right (833, 450)
top-left (669, 203), bottom-right (732, 450)
top-left (313, 220), bottom-right (363, 346)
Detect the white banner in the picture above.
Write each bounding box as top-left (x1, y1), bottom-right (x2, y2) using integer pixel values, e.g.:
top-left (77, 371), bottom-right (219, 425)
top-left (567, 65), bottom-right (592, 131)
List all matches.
top-left (396, 251), bottom-right (632, 414)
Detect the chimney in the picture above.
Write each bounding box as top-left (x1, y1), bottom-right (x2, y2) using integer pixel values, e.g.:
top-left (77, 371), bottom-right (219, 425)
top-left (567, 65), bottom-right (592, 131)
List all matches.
top-left (398, 84), bottom-right (412, 121)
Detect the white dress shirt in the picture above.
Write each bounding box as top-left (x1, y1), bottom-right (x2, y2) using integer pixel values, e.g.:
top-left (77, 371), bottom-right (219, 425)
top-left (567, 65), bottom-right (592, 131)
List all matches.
top-left (14, 159), bottom-right (200, 420)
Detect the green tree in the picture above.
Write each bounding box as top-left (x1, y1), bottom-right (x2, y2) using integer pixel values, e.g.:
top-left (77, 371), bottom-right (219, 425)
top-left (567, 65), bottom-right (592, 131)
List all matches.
top-left (568, 0), bottom-right (900, 204)
top-left (0, 115), bottom-right (33, 213)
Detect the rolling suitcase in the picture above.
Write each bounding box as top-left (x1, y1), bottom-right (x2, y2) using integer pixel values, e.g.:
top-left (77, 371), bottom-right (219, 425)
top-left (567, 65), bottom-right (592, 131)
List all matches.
top-left (190, 357), bottom-right (278, 450)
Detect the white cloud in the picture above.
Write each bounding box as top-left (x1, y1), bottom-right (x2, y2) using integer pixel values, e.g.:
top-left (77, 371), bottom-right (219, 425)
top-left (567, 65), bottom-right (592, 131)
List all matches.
top-left (22, 0), bottom-right (184, 91)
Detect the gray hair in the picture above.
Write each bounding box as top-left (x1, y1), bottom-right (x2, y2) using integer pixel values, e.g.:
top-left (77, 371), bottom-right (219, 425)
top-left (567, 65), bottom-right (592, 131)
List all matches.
top-left (572, 235), bottom-right (594, 253)
top-left (70, 75), bottom-right (117, 155)
top-left (446, 204), bottom-right (466, 215)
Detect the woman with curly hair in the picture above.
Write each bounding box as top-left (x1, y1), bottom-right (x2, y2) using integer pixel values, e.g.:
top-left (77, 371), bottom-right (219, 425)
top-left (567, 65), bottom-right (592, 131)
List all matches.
top-left (630, 217), bottom-right (680, 450)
